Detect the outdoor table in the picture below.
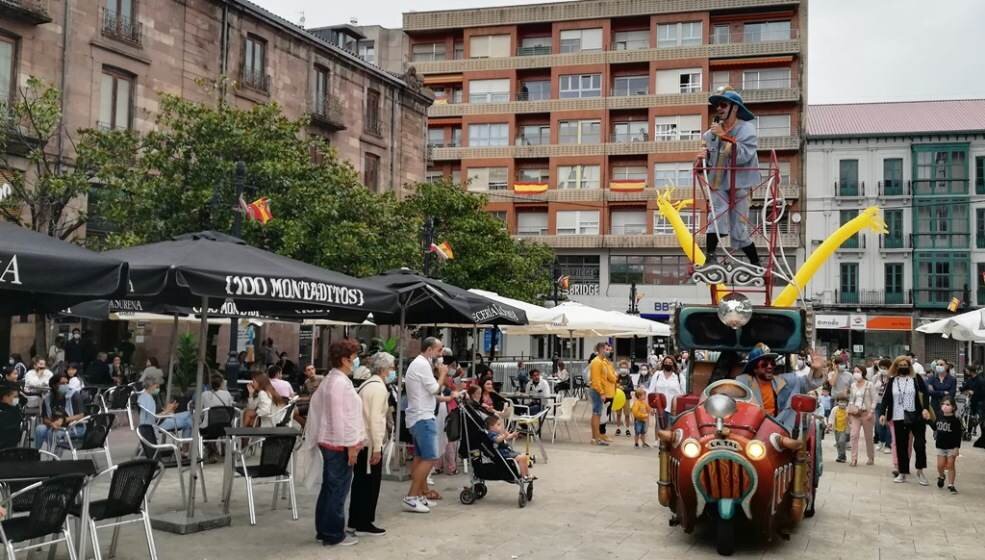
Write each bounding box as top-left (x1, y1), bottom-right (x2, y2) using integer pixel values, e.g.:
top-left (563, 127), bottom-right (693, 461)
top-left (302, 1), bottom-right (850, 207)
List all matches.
top-left (0, 459), bottom-right (98, 559)
top-left (220, 427), bottom-right (300, 515)
top-left (496, 394), bottom-right (557, 463)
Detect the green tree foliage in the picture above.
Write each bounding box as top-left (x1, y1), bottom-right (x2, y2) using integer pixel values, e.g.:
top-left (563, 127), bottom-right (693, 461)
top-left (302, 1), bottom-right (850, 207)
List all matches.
top-left (84, 91), bottom-right (553, 302)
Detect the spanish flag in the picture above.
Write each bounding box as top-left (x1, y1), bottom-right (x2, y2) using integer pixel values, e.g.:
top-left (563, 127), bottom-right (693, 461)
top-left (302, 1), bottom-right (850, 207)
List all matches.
top-left (430, 241), bottom-right (454, 260)
top-left (947, 297), bottom-right (960, 312)
top-left (240, 196), bottom-right (273, 225)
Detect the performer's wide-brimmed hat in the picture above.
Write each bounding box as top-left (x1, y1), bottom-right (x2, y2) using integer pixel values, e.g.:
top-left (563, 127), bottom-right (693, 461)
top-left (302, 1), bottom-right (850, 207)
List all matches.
top-left (709, 87), bottom-right (755, 121)
top-left (743, 344), bottom-right (779, 374)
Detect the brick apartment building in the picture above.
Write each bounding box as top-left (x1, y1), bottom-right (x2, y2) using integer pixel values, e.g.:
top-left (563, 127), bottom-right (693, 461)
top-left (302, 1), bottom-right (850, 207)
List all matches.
top-left (404, 0), bottom-right (807, 357)
top-left (1, 0), bottom-right (430, 364)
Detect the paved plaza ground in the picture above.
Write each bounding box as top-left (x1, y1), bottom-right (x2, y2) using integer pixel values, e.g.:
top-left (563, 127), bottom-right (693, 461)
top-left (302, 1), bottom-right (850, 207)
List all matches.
top-left (86, 402), bottom-right (985, 560)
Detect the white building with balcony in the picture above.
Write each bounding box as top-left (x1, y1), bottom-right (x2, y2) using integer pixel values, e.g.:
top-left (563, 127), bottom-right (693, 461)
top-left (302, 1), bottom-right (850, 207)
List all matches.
top-left (804, 100), bottom-right (985, 365)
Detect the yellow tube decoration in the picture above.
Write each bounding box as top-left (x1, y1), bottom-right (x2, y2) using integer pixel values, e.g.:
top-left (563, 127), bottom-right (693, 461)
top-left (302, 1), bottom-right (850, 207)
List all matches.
top-left (655, 189), bottom-right (726, 299)
top-left (774, 207), bottom-right (887, 307)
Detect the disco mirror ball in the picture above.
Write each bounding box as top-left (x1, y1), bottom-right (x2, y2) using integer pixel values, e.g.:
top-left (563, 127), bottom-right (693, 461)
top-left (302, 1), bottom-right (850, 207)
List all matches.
top-left (718, 292), bottom-right (753, 329)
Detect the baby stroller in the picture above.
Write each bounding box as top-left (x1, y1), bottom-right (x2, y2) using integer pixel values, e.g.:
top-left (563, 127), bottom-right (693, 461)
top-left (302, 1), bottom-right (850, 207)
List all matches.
top-left (457, 400), bottom-right (534, 508)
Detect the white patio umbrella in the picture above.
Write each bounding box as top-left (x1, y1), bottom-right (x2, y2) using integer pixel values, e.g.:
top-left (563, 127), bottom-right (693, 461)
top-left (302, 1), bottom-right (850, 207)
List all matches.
top-left (917, 308), bottom-right (985, 342)
top-left (468, 289), bottom-right (568, 327)
top-left (500, 301), bottom-right (670, 338)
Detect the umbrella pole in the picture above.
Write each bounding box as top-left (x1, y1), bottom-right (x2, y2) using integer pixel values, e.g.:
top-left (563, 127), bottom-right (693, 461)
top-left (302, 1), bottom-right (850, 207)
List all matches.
top-left (164, 314), bottom-right (180, 404)
top-left (471, 325), bottom-right (478, 377)
top-left (186, 297), bottom-right (208, 518)
top-left (395, 303), bottom-right (406, 465)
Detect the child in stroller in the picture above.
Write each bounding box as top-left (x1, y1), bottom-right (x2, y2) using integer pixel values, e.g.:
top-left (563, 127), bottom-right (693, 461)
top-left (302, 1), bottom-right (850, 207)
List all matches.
top-left (459, 394), bottom-right (535, 508)
top-left (485, 415), bottom-right (531, 480)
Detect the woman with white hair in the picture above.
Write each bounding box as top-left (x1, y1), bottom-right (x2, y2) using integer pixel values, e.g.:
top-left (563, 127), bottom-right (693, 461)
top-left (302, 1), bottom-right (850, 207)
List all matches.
top-left (347, 351), bottom-right (393, 536)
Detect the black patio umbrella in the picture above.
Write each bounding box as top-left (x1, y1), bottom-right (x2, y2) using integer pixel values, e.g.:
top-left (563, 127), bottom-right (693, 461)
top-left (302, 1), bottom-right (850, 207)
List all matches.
top-left (103, 231), bottom-right (399, 518)
top-left (0, 221), bottom-right (128, 314)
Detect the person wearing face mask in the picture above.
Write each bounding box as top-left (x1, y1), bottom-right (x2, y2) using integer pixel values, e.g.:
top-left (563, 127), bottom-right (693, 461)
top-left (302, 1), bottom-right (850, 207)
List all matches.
top-left (926, 360), bottom-right (957, 418)
top-left (880, 356), bottom-right (933, 484)
top-left (614, 361), bottom-right (634, 437)
top-left (637, 364), bottom-right (652, 394)
top-left (828, 356), bottom-right (853, 397)
top-left (24, 357), bottom-right (53, 393)
top-left (138, 370), bottom-right (194, 437)
top-left (847, 365), bottom-right (876, 466)
top-left (34, 372), bottom-right (84, 450)
top-left (649, 356), bottom-right (684, 430)
top-left (872, 358), bottom-right (893, 453)
top-left (346, 351), bottom-right (393, 537)
top-left (588, 341), bottom-right (617, 446)
top-left (64, 329), bottom-right (84, 366)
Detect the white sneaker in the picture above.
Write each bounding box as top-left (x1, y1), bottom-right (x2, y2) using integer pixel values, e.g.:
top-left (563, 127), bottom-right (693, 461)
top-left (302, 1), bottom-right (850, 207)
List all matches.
top-left (893, 474), bottom-right (907, 483)
top-left (402, 496), bottom-right (430, 513)
top-left (418, 495), bottom-right (436, 508)
top-left (333, 535), bottom-right (359, 546)
top-left (916, 472), bottom-right (929, 486)
top-left (427, 475), bottom-right (435, 486)
top-left (882, 446), bottom-right (892, 454)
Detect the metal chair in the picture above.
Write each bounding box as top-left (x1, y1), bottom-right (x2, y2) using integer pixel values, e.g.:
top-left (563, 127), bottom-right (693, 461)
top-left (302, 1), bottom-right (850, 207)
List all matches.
top-left (274, 397), bottom-right (299, 428)
top-left (135, 424), bottom-right (207, 508)
top-left (53, 413), bottom-right (116, 468)
top-left (99, 385), bottom-right (134, 428)
top-left (0, 473), bottom-right (85, 560)
top-left (68, 459), bottom-right (160, 560)
top-left (233, 435), bottom-right (298, 525)
top-left (0, 448), bottom-right (60, 517)
top-left (200, 406), bottom-right (240, 461)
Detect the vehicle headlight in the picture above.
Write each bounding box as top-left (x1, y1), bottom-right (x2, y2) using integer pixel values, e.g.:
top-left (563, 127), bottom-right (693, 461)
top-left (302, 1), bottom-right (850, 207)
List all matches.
top-left (746, 440), bottom-right (767, 461)
top-left (681, 438), bottom-right (702, 459)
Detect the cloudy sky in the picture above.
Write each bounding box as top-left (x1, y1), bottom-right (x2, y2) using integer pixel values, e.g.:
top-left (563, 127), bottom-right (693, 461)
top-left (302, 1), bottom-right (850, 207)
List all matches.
top-left (252, 0), bottom-right (984, 104)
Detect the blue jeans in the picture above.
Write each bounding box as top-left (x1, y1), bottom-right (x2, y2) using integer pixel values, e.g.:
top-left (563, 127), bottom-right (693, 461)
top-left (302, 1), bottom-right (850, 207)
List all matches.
top-left (34, 424), bottom-right (84, 450)
top-left (159, 411), bottom-right (193, 438)
top-left (315, 448), bottom-right (352, 544)
top-left (874, 403), bottom-right (889, 444)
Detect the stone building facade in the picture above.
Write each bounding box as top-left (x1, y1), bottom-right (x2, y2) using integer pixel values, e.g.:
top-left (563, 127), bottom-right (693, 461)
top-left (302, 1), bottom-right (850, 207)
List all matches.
top-left (1, 0), bottom-right (430, 364)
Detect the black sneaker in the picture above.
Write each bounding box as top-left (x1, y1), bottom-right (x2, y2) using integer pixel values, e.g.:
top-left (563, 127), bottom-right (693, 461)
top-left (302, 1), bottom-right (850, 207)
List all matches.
top-left (350, 524), bottom-right (387, 536)
top-left (948, 485), bottom-right (958, 494)
top-left (615, 429), bottom-right (621, 435)
top-left (634, 443), bottom-right (639, 448)
top-left (937, 476), bottom-right (945, 488)
top-left (892, 470), bottom-right (899, 477)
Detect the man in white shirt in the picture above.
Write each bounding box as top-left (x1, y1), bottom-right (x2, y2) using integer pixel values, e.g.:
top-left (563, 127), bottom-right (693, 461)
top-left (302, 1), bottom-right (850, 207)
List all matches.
top-left (24, 357), bottom-right (53, 391)
top-left (527, 369), bottom-right (552, 415)
top-left (403, 337), bottom-right (458, 514)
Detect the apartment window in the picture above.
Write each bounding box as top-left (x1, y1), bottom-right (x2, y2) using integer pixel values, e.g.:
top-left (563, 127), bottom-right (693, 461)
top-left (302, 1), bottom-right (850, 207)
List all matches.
top-left (363, 153), bottom-right (380, 191)
top-left (839, 210), bottom-right (860, 248)
top-left (519, 36), bottom-right (551, 56)
top-left (467, 123), bottom-right (509, 147)
top-left (519, 80), bottom-right (550, 101)
top-left (450, 127), bottom-right (462, 147)
top-left (654, 115), bottom-right (701, 141)
top-left (744, 21), bottom-right (792, 42)
top-left (517, 167), bottom-right (549, 182)
top-left (610, 255), bottom-right (692, 285)
top-left (559, 119), bottom-right (601, 144)
top-left (559, 28), bottom-right (602, 53)
top-left (612, 166), bottom-right (647, 181)
top-left (839, 263), bottom-right (859, 304)
top-left (712, 24), bottom-right (730, 44)
top-left (838, 159), bottom-right (859, 196)
top-left (102, 0), bottom-right (140, 45)
top-left (0, 36), bottom-right (14, 105)
top-left (425, 170), bottom-right (444, 183)
top-left (451, 169), bottom-right (461, 184)
top-left (913, 199), bottom-right (970, 249)
top-left (412, 42), bottom-right (446, 62)
top-left (557, 255), bottom-right (600, 283)
top-left (558, 165), bottom-right (600, 190)
top-left (467, 167), bottom-right (508, 191)
top-left (657, 22), bottom-right (702, 48)
top-left (489, 211), bottom-right (507, 223)
top-left (517, 212), bottom-right (548, 235)
top-left (977, 208), bottom-right (985, 249)
top-left (976, 156), bottom-right (985, 194)
top-left (312, 66), bottom-right (330, 115)
top-left (613, 30), bottom-right (649, 51)
top-left (556, 211), bottom-right (599, 235)
top-left (427, 128), bottom-right (445, 147)
top-left (241, 35), bottom-right (267, 92)
top-left (365, 89), bottom-right (381, 135)
top-left (468, 79), bottom-right (510, 104)
top-left (99, 68), bottom-right (133, 130)
top-left (653, 211), bottom-right (694, 235)
top-left (656, 68), bottom-right (701, 94)
top-left (776, 161), bottom-right (791, 185)
top-left (914, 148), bottom-right (968, 195)
top-left (884, 158), bottom-right (904, 195)
top-left (517, 124), bottom-right (550, 145)
top-left (755, 114), bottom-right (791, 137)
top-left (358, 40), bottom-right (376, 64)
top-left (885, 263), bottom-right (904, 304)
top-left (559, 73), bottom-right (601, 98)
top-left (885, 209), bottom-right (904, 248)
top-left (469, 34), bottom-right (510, 58)
top-left (742, 68), bottom-right (791, 90)
top-left (611, 209), bottom-right (647, 234)
top-left (612, 121), bottom-right (648, 143)
top-left (916, 255), bottom-right (966, 306)
top-left (654, 163), bottom-right (693, 188)
top-left (712, 71), bottom-right (730, 91)
top-left (613, 75), bottom-right (648, 97)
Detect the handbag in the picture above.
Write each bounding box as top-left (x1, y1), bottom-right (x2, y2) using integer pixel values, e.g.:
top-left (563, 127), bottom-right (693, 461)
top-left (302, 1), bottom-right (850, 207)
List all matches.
top-left (847, 404), bottom-right (861, 416)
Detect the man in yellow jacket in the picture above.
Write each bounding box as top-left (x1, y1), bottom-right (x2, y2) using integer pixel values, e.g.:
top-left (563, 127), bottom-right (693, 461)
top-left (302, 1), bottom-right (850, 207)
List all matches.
top-left (589, 341), bottom-right (617, 445)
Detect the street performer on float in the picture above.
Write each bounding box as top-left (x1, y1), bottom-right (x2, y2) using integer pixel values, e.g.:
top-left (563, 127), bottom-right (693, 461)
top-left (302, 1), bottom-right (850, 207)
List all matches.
top-left (696, 86), bottom-right (761, 268)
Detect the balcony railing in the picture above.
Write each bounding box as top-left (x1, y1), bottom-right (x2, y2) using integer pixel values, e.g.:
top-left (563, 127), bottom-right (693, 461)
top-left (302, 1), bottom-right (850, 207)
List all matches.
top-left (0, 0), bottom-right (51, 24)
top-left (516, 91), bottom-right (550, 102)
top-left (516, 134), bottom-right (549, 146)
top-left (711, 27), bottom-right (800, 44)
top-left (879, 179), bottom-right (908, 197)
top-left (879, 235), bottom-right (909, 250)
top-left (610, 131), bottom-right (649, 143)
top-left (835, 180), bottom-right (863, 197)
top-left (517, 45), bottom-right (551, 56)
top-left (613, 40), bottom-right (650, 51)
top-left (101, 8), bottom-right (142, 47)
top-left (310, 96), bottom-right (346, 131)
top-left (238, 66), bottom-right (270, 94)
top-left (914, 287), bottom-right (969, 309)
top-left (912, 179), bottom-right (969, 196)
top-left (835, 289), bottom-right (912, 306)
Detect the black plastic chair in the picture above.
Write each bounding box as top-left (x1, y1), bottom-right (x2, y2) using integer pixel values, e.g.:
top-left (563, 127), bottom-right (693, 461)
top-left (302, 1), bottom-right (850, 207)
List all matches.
top-left (572, 375), bottom-right (587, 399)
top-left (0, 473), bottom-right (85, 559)
top-left (200, 406), bottom-right (240, 461)
top-left (68, 459), bottom-right (160, 560)
top-left (274, 397), bottom-right (299, 428)
top-left (99, 385), bottom-right (133, 427)
top-left (0, 448), bottom-right (60, 516)
top-left (53, 413), bottom-right (116, 468)
top-left (233, 435), bottom-right (298, 525)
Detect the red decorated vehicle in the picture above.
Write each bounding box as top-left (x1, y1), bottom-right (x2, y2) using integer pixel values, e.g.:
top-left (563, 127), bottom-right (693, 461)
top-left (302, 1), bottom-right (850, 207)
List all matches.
top-left (653, 306), bottom-right (822, 556)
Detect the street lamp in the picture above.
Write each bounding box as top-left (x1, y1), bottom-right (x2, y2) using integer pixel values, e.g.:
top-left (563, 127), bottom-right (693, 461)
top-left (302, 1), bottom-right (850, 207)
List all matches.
top-left (421, 216), bottom-right (436, 277)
